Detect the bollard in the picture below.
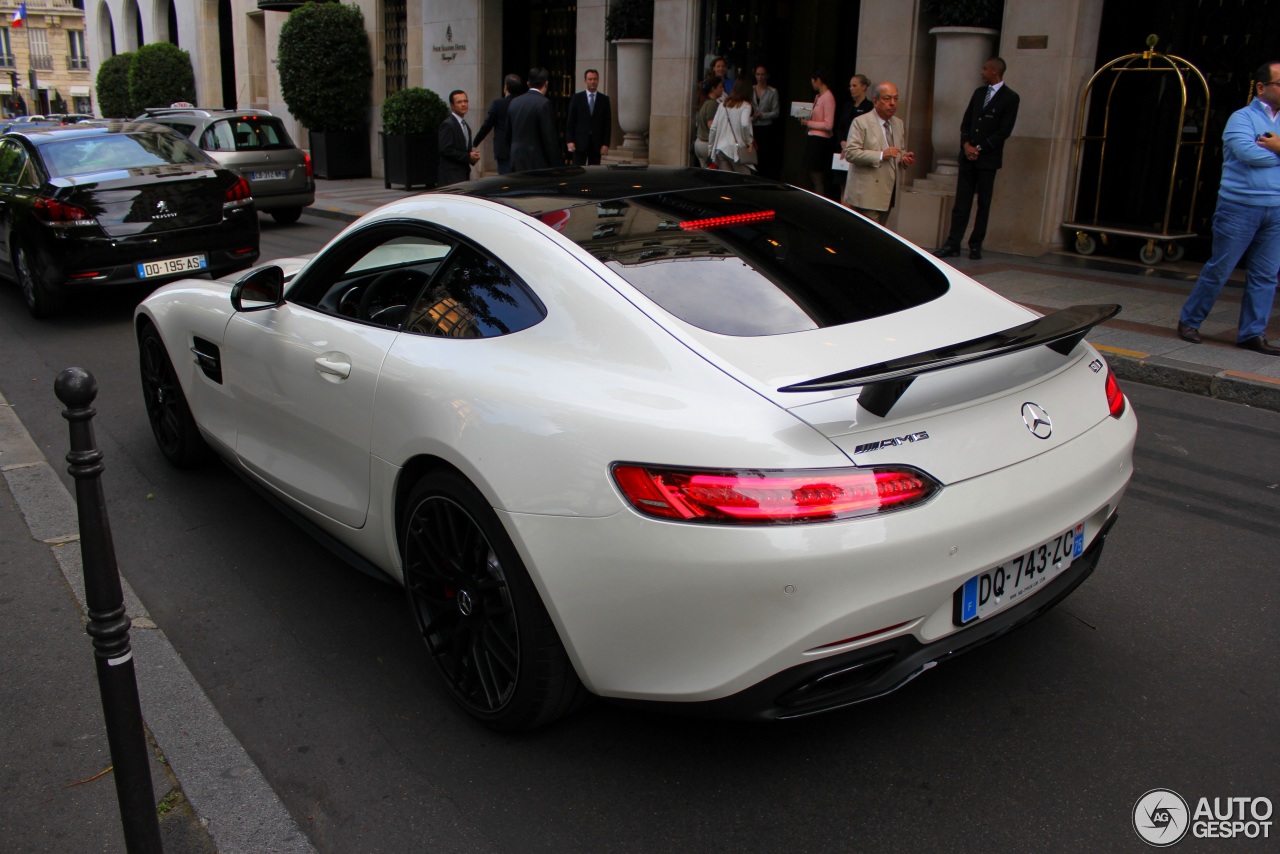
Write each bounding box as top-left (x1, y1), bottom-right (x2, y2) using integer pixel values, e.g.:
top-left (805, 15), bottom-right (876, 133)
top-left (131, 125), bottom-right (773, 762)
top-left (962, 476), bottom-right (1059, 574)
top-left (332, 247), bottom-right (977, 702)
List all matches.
top-left (55, 367), bottom-right (164, 854)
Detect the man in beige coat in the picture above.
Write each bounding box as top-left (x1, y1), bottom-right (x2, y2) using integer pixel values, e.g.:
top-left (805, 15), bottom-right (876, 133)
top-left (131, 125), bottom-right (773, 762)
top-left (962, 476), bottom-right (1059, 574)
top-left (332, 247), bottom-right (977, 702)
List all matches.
top-left (842, 82), bottom-right (915, 224)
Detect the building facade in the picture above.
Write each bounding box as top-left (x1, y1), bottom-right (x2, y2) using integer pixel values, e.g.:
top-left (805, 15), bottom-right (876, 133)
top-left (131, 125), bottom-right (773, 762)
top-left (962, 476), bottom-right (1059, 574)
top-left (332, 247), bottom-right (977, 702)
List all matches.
top-left (1, 0), bottom-right (93, 117)
top-left (80, 0), bottom-right (1274, 258)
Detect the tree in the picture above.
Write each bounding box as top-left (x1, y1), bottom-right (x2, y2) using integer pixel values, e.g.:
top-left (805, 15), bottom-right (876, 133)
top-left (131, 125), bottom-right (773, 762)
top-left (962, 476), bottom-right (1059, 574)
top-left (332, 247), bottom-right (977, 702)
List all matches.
top-left (95, 52), bottom-right (134, 118)
top-left (277, 1), bottom-right (372, 131)
top-left (129, 43), bottom-right (197, 113)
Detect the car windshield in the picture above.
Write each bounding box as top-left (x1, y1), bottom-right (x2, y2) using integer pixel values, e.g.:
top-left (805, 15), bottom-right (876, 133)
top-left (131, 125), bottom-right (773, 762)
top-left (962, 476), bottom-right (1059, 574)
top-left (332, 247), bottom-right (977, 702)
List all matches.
top-left (201, 117), bottom-right (295, 152)
top-left (41, 131), bottom-right (210, 177)
top-left (544, 184), bottom-right (949, 336)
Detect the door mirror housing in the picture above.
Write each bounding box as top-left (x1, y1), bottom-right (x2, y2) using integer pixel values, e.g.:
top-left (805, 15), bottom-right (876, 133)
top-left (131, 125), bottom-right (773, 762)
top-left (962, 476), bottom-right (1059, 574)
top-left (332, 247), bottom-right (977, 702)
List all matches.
top-left (231, 265), bottom-right (285, 312)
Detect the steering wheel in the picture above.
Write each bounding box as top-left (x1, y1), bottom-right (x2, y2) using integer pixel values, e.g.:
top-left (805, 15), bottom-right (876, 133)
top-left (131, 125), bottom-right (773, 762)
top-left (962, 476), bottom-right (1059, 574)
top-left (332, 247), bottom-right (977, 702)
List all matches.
top-left (357, 269), bottom-right (428, 326)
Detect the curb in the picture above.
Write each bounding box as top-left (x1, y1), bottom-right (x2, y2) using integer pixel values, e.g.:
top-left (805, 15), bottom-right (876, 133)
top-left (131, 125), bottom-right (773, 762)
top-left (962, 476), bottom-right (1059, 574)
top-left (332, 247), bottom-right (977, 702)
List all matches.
top-left (0, 391), bottom-right (317, 854)
top-left (1097, 345), bottom-right (1280, 413)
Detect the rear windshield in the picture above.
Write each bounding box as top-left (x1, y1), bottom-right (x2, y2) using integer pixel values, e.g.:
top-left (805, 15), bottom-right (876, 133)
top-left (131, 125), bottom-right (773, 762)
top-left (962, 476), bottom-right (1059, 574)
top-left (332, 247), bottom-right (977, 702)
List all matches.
top-left (41, 131), bottom-right (210, 177)
top-left (543, 184), bottom-right (949, 336)
top-left (200, 117), bottom-right (295, 152)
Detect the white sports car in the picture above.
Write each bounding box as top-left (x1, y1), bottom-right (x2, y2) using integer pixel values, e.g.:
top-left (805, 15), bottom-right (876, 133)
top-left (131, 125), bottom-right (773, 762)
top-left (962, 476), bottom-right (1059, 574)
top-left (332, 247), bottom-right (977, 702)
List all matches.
top-left (135, 167), bottom-right (1136, 730)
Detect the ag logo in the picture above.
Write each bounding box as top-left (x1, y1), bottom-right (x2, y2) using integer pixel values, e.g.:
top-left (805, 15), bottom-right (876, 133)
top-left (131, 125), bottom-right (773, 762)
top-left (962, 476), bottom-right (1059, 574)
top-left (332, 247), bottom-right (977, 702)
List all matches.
top-left (1134, 788), bottom-right (1190, 846)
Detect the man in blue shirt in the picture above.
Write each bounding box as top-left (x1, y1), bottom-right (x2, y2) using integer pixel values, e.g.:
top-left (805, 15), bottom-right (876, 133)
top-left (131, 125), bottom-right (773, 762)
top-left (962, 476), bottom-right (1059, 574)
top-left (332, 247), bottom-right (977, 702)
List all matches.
top-left (1179, 61), bottom-right (1280, 355)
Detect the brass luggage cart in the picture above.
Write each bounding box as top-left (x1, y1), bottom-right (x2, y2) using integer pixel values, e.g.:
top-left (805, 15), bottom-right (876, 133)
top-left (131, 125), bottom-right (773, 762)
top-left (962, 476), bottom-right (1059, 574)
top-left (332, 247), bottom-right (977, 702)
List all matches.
top-left (1062, 37), bottom-right (1210, 265)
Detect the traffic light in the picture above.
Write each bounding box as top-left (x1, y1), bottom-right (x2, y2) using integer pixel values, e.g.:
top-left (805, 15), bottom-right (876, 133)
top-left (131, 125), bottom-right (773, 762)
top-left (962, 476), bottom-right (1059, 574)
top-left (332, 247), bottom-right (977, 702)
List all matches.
top-left (7, 71), bottom-right (16, 89)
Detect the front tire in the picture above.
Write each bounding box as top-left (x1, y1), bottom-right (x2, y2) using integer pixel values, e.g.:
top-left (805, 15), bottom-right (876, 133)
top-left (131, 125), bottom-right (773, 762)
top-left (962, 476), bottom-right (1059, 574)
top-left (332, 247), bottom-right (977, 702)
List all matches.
top-left (402, 471), bottom-right (586, 731)
top-left (15, 242), bottom-right (65, 318)
top-left (138, 322), bottom-right (212, 468)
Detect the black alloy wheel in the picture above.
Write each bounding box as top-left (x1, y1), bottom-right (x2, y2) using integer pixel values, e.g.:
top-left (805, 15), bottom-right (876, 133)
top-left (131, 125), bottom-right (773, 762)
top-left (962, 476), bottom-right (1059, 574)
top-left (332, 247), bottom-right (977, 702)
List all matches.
top-left (402, 471), bottom-right (586, 731)
top-left (138, 323), bottom-right (212, 468)
top-left (15, 242), bottom-right (65, 318)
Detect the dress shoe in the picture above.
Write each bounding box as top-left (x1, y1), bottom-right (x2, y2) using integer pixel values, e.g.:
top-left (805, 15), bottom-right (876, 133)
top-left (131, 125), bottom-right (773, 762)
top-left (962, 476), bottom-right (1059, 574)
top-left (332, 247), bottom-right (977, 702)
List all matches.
top-left (1176, 322), bottom-right (1201, 344)
top-left (1237, 336), bottom-right (1280, 355)
top-left (969, 246), bottom-right (982, 260)
top-left (933, 244), bottom-right (960, 258)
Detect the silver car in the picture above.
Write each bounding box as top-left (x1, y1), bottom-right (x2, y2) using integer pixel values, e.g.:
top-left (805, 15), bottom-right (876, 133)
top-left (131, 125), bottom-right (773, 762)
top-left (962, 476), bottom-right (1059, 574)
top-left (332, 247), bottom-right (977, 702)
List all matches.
top-left (140, 107), bottom-right (315, 224)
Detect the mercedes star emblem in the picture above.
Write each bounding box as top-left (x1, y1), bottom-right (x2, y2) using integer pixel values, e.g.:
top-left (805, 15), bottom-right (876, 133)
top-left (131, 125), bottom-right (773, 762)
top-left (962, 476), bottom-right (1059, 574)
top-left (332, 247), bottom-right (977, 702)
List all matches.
top-left (1021, 402), bottom-right (1053, 440)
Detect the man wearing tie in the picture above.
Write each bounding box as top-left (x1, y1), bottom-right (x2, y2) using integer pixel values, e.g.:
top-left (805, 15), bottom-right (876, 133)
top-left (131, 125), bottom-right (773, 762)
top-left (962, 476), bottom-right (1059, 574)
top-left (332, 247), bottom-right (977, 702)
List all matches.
top-left (438, 90), bottom-right (480, 186)
top-left (566, 69), bottom-right (611, 166)
top-left (841, 82), bottom-right (915, 225)
top-left (934, 57), bottom-right (1020, 260)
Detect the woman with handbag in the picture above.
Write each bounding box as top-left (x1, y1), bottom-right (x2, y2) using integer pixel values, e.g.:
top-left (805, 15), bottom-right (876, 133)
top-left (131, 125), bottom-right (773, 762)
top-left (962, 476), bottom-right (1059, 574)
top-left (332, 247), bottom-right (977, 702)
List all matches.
top-left (709, 78), bottom-right (757, 174)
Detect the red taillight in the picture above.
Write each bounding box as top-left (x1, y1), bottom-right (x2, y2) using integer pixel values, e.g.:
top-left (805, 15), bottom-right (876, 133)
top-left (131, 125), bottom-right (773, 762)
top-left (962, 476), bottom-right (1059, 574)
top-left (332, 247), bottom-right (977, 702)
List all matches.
top-left (680, 210), bottom-right (775, 231)
top-left (611, 464), bottom-right (939, 524)
top-left (33, 196), bottom-right (95, 225)
top-left (224, 176), bottom-right (252, 205)
top-left (1105, 368), bottom-right (1126, 418)
top-left (304, 152), bottom-right (313, 179)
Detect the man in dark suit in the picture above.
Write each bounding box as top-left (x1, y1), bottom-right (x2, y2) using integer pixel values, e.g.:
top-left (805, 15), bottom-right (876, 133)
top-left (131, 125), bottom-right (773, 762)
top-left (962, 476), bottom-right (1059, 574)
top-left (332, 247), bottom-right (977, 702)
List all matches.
top-left (507, 67), bottom-right (561, 172)
top-left (437, 90), bottom-right (479, 186)
top-left (473, 73), bottom-right (524, 175)
top-left (935, 57), bottom-right (1020, 260)
top-left (565, 68), bottom-right (611, 166)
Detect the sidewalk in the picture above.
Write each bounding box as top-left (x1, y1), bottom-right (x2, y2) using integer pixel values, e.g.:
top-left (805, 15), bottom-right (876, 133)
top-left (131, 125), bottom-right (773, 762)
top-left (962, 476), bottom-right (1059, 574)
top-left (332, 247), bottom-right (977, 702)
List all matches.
top-left (308, 176), bottom-right (1280, 412)
top-left (0, 395), bottom-right (315, 853)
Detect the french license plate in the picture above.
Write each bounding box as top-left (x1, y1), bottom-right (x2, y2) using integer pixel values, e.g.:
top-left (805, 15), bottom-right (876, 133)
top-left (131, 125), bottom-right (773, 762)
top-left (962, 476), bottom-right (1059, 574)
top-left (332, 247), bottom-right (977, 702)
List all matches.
top-left (250, 170), bottom-right (287, 181)
top-left (136, 254), bottom-right (207, 279)
top-left (955, 524), bottom-right (1085, 625)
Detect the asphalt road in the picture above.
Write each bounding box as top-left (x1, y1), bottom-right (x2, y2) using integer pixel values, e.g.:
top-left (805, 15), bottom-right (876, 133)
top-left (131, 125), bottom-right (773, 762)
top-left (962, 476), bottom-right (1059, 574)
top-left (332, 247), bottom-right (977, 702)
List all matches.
top-left (1, 214), bottom-right (1277, 852)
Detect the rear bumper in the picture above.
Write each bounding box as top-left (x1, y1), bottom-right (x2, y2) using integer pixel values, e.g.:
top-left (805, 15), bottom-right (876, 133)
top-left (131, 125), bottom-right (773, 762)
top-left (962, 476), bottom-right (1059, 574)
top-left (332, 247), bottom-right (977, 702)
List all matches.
top-left (249, 183), bottom-right (315, 212)
top-left (29, 208), bottom-right (260, 288)
top-left (617, 513), bottom-right (1117, 721)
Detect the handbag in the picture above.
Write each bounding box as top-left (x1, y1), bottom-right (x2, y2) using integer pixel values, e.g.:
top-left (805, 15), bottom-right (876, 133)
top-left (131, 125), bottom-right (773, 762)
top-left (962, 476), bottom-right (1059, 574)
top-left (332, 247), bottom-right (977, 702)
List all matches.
top-left (725, 113), bottom-right (758, 166)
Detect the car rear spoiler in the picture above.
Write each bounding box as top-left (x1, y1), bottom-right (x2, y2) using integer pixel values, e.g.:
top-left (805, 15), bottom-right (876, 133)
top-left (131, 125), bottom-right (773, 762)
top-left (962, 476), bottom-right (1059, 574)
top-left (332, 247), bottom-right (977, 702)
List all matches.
top-left (777, 304), bottom-right (1121, 418)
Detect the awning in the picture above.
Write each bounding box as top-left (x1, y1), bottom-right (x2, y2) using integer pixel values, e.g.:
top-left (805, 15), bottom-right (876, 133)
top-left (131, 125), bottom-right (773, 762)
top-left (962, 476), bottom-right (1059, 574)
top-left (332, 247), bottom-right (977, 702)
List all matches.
top-left (0, 83), bottom-right (11, 95)
top-left (70, 86), bottom-right (91, 96)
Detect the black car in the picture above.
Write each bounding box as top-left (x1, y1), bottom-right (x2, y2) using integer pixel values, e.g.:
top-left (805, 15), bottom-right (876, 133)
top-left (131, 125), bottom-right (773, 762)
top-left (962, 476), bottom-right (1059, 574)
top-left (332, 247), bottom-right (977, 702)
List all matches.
top-left (0, 121), bottom-right (260, 317)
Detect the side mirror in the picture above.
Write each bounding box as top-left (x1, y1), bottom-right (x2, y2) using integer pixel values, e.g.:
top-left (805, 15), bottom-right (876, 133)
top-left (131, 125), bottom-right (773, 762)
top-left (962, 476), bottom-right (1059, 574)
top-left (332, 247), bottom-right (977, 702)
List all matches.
top-left (230, 265), bottom-right (285, 312)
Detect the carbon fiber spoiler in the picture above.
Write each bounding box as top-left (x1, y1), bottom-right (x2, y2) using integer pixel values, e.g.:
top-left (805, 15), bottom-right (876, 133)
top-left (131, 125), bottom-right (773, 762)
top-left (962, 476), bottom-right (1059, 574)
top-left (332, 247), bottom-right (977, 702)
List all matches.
top-left (778, 304), bottom-right (1121, 418)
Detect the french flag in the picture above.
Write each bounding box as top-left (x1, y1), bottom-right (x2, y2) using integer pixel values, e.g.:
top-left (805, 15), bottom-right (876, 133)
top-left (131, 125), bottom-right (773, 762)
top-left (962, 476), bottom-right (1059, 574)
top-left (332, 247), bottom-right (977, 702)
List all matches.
top-left (11, 3), bottom-right (25, 28)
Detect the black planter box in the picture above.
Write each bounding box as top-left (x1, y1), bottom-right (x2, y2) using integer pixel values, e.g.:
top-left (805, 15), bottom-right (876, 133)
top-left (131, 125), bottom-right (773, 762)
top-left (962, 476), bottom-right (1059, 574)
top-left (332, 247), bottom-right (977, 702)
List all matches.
top-left (382, 132), bottom-right (437, 190)
top-left (310, 129), bottom-right (371, 180)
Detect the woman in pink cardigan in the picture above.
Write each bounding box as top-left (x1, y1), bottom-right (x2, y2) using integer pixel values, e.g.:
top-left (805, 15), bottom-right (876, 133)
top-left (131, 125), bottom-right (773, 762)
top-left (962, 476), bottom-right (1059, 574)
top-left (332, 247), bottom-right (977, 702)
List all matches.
top-left (799, 69), bottom-right (836, 197)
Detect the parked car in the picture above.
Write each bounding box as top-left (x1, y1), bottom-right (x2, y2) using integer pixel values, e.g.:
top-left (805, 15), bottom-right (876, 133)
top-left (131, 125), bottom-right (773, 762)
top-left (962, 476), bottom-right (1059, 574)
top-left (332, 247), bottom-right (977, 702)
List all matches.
top-left (44, 113), bottom-right (95, 125)
top-left (0, 121), bottom-right (260, 317)
top-left (134, 167), bottom-right (1135, 730)
top-left (138, 107), bottom-right (315, 224)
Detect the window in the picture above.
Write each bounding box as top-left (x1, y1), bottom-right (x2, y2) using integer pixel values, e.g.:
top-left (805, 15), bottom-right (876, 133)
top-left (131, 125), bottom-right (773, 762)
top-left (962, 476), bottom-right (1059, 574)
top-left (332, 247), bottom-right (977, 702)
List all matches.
top-left (290, 226), bottom-right (546, 337)
top-left (67, 31), bottom-right (88, 71)
top-left (40, 132), bottom-right (206, 178)
top-left (0, 30), bottom-right (14, 68)
top-left (0, 140), bottom-right (33, 185)
top-left (403, 245), bottom-right (545, 338)
top-left (27, 28), bottom-right (51, 70)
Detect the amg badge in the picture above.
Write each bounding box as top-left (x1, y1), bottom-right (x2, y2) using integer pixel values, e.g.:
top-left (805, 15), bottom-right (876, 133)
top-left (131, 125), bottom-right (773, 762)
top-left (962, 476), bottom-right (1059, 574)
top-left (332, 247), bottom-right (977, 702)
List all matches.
top-left (853, 431), bottom-right (929, 455)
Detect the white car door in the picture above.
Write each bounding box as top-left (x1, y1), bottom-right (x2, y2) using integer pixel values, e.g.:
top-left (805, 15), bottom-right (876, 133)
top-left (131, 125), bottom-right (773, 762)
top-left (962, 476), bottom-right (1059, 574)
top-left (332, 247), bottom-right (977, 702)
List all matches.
top-left (221, 225), bottom-right (453, 528)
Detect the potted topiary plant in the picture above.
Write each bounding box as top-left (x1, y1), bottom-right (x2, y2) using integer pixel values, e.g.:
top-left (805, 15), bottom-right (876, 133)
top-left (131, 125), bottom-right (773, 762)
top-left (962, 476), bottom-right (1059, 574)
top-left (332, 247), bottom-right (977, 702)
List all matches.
top-left (381, 87), bottom-right (448, 189)
top-left (277, 1), bottom-right (374, 179)
top-left (95, 52), bottom-right (134, 119)
top-left (128, 42), bottom-right (196, 114)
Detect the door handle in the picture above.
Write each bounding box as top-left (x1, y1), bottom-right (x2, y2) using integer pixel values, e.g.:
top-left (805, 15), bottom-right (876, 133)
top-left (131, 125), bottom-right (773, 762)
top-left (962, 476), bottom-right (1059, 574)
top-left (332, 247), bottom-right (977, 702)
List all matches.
top-left (315, 356), bottom-right (351, 379)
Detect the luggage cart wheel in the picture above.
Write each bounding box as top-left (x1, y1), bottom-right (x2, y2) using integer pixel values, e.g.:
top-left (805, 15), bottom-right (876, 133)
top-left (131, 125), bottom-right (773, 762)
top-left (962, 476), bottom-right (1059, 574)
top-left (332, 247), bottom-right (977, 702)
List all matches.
top-left (1165, 242), bottom-right (1186, 263)
top-left (1138, 241), bottom-right (1164, 265)
top-left (1074, 232), bottom-right (1098, 255)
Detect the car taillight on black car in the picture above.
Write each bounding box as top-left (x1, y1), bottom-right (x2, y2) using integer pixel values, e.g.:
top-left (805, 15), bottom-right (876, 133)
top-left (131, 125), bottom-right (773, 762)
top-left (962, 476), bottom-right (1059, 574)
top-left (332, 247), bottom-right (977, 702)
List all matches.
top-left (224, 176), bottom-right (253, 209)
top-left (32, 196), bottom-right (96, 227)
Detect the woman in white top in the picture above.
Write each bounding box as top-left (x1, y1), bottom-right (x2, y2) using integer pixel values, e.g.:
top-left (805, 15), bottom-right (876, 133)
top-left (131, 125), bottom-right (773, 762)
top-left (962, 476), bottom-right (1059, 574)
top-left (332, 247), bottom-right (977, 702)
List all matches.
top-left (708, 78), bottom-right (756, 174)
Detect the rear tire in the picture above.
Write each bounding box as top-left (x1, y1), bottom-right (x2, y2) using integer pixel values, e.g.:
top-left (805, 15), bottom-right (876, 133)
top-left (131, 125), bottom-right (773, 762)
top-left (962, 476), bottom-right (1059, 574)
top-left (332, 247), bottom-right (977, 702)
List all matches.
top-left (15, 242), bottom-right (65, 318)
top-left (138, 322), bottom-right (213, 468)
top-left (402, 470), bottom-right (587, 731)
top-left (270, 207), bottom-right (303, 225)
